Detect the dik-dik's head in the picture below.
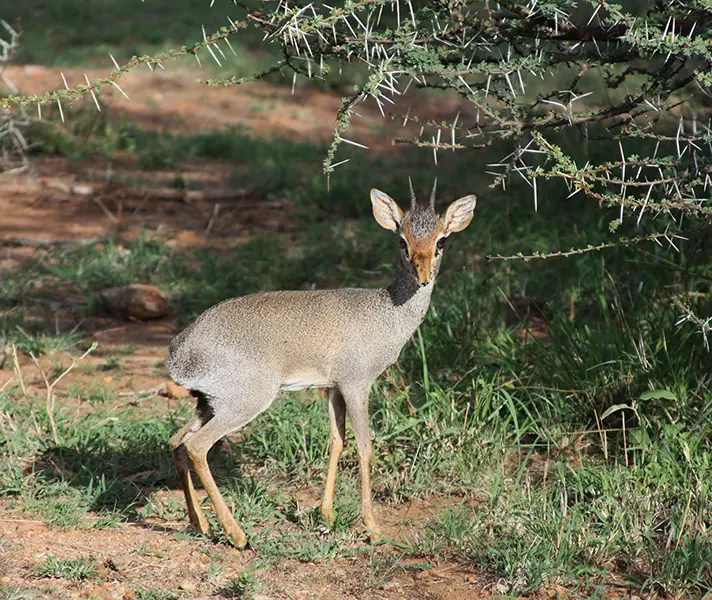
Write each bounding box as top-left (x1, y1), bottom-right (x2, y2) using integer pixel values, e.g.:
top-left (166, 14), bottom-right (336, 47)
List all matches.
top-left (370, 180), bottom-right (476, 287)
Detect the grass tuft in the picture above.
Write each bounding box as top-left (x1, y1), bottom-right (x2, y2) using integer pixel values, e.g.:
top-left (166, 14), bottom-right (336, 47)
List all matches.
top-left (33, 556), bottom-right (96, 581)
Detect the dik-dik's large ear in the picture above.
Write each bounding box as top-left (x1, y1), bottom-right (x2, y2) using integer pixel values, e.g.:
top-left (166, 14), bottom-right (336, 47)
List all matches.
top-left (370, 189), bottom-right (404, 232)
top-left (442, 195), bottom-right (477, 235)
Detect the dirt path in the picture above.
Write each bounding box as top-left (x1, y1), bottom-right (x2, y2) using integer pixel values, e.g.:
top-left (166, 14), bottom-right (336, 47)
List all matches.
top-left (1, 62), bottom-right (470, 257)
top-left (5, 64), bottom-right (468, 146)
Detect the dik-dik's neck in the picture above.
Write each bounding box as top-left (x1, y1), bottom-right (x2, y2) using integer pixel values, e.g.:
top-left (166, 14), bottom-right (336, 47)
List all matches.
top-left (386, 265), bottom-right (435, 315)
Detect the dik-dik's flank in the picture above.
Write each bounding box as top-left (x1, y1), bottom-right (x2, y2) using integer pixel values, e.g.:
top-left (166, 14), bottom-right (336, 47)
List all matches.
top-left (168, 182), bottom-right (476, 547)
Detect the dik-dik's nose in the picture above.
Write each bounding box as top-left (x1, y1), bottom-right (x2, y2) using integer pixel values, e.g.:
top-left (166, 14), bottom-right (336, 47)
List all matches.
top-left (413, 255), bottom-right (431, 286)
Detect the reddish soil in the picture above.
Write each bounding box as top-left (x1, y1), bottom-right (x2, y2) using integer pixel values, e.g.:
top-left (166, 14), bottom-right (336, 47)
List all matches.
top-left (0, 494), bottom-right (490, 600)
top-left (4, 64), bottom-right (470, 146)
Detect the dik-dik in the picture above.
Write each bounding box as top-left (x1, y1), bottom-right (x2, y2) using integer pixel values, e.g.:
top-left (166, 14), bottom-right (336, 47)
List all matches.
top-left (168, 182), bottom-right (476, 547)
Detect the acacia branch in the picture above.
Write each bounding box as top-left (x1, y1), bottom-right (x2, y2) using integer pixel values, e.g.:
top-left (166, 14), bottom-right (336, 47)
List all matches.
top-left (486, 228), bottom-right (710, 262)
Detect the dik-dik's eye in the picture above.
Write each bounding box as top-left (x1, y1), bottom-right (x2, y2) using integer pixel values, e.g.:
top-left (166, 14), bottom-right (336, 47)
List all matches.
top-left (399, 237), bottom-right (409, 256)
top-left (436, 237), bottom-right (447, 250)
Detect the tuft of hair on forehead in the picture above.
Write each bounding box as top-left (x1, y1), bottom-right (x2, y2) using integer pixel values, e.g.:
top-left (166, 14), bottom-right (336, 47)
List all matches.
top-left (401, 205), bottom-right (443, 240)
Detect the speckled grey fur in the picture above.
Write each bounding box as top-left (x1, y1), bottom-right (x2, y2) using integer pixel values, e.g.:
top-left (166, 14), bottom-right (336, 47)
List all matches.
top-left (403, 206), bottom-right (441, 238)
top-left (169, 278), bottom-right (432, 415)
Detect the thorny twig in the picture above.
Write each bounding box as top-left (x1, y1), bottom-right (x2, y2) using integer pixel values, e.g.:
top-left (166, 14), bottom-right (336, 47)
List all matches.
top-left (0, 20), bottom-right (30, 174)
top-left (486, 228), bottom-right (710, 262)
top-left (674, 297), bottom-right (712, 352)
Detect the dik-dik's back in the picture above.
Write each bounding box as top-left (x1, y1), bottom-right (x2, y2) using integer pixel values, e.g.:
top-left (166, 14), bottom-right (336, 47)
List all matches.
top-left (166, 184), bottom-right (476, 549)
top-left (168, 286), bottom-right (428, 397)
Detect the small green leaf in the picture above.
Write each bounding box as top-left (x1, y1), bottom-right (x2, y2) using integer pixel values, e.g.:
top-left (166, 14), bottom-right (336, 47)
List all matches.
top-left (601, 403), bottom-right (632, 420)
top-left (640, 389), bottom-right (677, 401)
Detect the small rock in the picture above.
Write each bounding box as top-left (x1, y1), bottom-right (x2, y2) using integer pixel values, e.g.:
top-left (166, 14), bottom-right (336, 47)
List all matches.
top-left (111, 586), bottom-right (126, 600)
top-left (179, 581), bottom-right (197, 592)
top-left (104, 556), bottom-right (130, 572)
top-left (44, 180), bottom-right (71, 194)
top-left (166, 381), bottom-right (191, 399)
top-left (99, 284), bottom-right (168, 320)
top-left (0, 576), bottom-right (10, 583)
top-left (72, 184), bottom-right (95, 197)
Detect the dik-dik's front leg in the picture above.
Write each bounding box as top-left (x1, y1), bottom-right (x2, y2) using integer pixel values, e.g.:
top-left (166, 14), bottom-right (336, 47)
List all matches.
top-left (342, 385), bottom-right (382, 542)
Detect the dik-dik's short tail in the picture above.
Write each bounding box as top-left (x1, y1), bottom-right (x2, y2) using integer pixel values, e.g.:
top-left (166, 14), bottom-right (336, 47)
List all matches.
top-left (168, 327), bottom-right (207, 390)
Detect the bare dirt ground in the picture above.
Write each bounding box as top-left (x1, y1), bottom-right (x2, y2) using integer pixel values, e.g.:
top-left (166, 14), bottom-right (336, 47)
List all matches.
top-left (0, 494), bottom-right (488, 600)
top-left (0, 67), bottom-right (556, 600)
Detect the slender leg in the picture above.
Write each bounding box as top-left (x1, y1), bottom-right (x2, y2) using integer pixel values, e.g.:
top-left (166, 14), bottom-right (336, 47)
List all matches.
top-left (170, 417), bottom-right (209, 535)
top-left (343, 386), bottom-right (382, 542)
top-left (321, 389), bottom-right (346, 527)
top-left (184, 417), bottom-right (249, 549)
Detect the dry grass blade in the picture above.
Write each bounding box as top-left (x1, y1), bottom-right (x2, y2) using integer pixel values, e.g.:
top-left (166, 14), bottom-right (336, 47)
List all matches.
top-left (15, 343), bottom-right (99, 445)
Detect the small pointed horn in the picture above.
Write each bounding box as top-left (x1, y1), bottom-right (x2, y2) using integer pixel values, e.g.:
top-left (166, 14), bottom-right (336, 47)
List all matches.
top-left (408, 177), bottom-right (417, 210)
top-left (429, 177), bottom-right (438, 209)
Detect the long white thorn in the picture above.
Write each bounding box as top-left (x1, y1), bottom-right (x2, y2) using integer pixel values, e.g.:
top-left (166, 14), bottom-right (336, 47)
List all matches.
top-left (110, 80), bottom-right (130, 100)
top-left (338, 136), bottom-right (369, 149)
top-left (85, 74), bottom-right (101, 112)
top-left (202, 25), bottom-right (222, 66)
top-left (330, 158), bottom-right (351, 169)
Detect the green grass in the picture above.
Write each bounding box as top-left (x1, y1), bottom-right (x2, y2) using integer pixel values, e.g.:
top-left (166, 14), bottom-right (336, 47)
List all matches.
top-left (133, 590), bottom-right (179, 600)
top-left (2, 99), bottom-right (712, 597)
top-left (4, 0), bottom-right (269, 68)
top-left (2, 212), bottom-right (710, 593)
top-left (2, 0), bottom-right (371, 90)
top-left (217, 569), bottom-right (263, 600)
top-left (0, 588), bottom-right (40, 600)
top-left (33, 556), bottom-right (96, 581)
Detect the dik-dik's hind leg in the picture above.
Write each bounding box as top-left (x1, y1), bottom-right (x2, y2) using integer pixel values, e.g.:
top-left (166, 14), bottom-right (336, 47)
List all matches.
top-left (321, 388), bottom-right (346, 527)
top-left (184, 415), bottom-right (250, 549)
top-left (342, 385), bottom-right (382, 543)
top-left (170, 416), bottom-right (209, 535)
